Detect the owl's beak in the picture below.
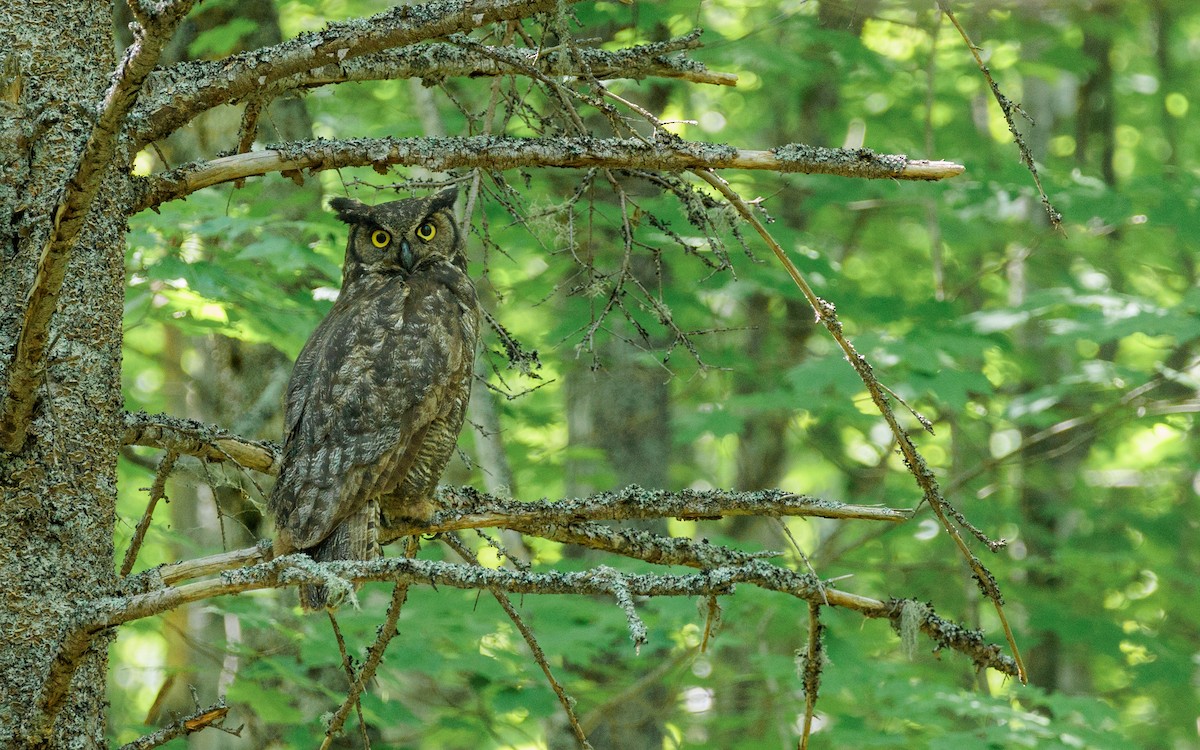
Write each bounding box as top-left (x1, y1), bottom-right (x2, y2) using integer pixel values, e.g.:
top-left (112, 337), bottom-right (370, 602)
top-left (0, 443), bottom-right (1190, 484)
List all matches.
top-left (399, 240), bottom-right (415, 271)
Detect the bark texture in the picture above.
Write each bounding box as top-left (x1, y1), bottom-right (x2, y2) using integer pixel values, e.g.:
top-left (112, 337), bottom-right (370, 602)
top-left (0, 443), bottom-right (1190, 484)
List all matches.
top-left (0, 4), bottom-right (125, 747)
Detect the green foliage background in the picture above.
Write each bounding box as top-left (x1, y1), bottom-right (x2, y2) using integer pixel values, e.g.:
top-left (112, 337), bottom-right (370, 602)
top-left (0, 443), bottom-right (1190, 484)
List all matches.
top-left (111, 1), bottom-right (1199, 748)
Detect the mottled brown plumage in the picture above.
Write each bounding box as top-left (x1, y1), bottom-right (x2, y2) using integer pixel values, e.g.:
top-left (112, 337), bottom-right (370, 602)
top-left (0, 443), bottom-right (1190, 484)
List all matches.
top-left (269, 188), bottom-right (479, 610)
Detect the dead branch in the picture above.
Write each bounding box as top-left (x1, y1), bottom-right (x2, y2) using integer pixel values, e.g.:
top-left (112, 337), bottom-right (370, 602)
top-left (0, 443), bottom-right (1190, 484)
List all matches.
top-left (320, 538), bottom-right (419, 750)
top-left (123, 411), bottom-right (280, 475)
top-left (694, 167), bottom-right (1028, 684)
top-left (154, 539), bottom-right (276, 588)
top-left (0, 0), bottom-right (197, 452)
top-left (798, 602), bottom-right (824, 750)
top-left (131, 136), bottom-right (964, 213)
top-left (29, 621), bottom-right (98, 744)
top-left (119, 450), bottom-right (178, 576)
top-left (118, 700), bottom-right (233, 750)
top-left (503, 518), bottom-right (777, 570)
top-left (122, 411), bottom-right (913, 529)
top-left (127, 0), bottom-right (572, 151)
top-left (410, 485), bottom-right (912, 539)
top-left (937, 1), bottom-right (1062, 231)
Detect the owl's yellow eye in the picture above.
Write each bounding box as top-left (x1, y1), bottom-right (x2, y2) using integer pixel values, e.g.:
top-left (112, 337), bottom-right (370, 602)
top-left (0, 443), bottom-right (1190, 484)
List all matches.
top-left (416, 222), bottom-right (436, 241)
top-left (370, 229), bottom-right (390, 248)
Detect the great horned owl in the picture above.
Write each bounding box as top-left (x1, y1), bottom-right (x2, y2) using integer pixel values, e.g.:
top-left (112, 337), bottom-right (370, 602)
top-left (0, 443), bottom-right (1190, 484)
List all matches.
top-left (269, 187), bottom-right (480, 610)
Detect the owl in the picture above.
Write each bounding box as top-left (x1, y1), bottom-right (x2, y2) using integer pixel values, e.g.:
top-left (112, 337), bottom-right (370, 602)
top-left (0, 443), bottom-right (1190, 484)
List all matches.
top-left (269, 187), bottom-right (480, 610)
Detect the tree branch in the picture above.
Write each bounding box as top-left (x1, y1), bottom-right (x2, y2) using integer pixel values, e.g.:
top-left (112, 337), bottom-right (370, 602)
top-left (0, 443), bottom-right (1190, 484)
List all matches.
top-left (131, 136), bottom-right (964, 213)
top-left (121, 412), bottom-right (913, 528)
top-left (132, 32), bottom-right (735, 142)
top-left (119, 449), bottom-right (178, 576)
top-left (104, 555), bottom-right (1019, 677)
top-left (118, 700), bottom-right (233, 750)
top-left (411, 484), bottom-right (913, 539)
top-left (126, 0), bottom-right (571, 150)
top-left (0, 0), bottom-right (197, 452)
top-left (694, 167), bottom-right (1028, 683)
top-left (123, 411), bottom-right (280, 475)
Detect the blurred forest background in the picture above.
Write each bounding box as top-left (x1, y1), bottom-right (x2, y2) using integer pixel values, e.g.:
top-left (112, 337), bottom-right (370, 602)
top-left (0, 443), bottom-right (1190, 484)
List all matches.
top-left (112, 0), bottom-right (1200, 748)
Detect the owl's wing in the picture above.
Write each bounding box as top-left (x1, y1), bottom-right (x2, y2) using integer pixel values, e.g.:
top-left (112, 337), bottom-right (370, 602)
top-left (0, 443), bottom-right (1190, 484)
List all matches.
top-left (270, 277), bottom-right (476, 551)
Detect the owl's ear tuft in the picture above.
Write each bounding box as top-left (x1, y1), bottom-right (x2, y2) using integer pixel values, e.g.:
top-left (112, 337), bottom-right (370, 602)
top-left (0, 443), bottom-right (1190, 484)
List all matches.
top-left (428, 187), bottom-right (459, 213)
top-left (330, 197), bottom-right (372, 225)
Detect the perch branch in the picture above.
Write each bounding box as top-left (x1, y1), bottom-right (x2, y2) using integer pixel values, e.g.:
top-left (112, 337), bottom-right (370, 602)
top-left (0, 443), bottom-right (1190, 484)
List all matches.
top-left (132, 136), bottom-right (964, 213)
top-left (140, 517), bottom-right (768, 594)
top-left (0, 0), bottom-right (197, 452)
top-left (127, 0), bottom-right (572, 150)
top-left (103, 555), bottom-right (1020, 676)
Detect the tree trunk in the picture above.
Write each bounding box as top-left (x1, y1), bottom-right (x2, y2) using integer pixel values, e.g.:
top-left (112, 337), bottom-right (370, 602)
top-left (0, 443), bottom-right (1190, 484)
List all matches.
top-left (0, 3), bottom-right (125, 747)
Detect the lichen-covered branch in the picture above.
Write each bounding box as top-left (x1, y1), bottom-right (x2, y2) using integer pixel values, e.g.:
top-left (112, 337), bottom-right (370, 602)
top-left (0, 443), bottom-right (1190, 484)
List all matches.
top-left (118, 450), bottom-right (178, 577)
top-left (126, 0), bottom-right (570, 150)
top-left (937, 1), bottom-right (1062, 231)
top-left (408, 484), bottom-right (913, 539)
top-left (131, 135), bottom-right (964, 212)
top-left (502, 518), bottom-right (777, 570)
top-left (105, 555), bottom-right (1019, 676)
top-left (134, 33), bottom-right (734, 136)
top-left (122, 412), bottom-right (912, 530)
top-left (123, 411), bottom-right (280, 475)
top-left (29, 621), bottom-right (100, 744)
top-left (0, 0), bottom-right (197, 452)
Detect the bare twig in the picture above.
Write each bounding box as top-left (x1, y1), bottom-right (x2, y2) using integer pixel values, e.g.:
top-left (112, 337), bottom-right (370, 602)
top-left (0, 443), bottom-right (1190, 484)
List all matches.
top-left (327, 613), bottom-right (371, 749)
top-left (798, 602), bottom-right (824, 750)
top-left (0, 0), bottom-right (198, 451)
top-left (937, 1), bottom-right (1062, 231)
top-left (319, 537), bottom-right (420, 749)
top-left (443, 534), bottom-right (592, 749)
top-left (119, 449), bottom-right (179, 576)
top-left (132, 136), bottom-right (964, 213)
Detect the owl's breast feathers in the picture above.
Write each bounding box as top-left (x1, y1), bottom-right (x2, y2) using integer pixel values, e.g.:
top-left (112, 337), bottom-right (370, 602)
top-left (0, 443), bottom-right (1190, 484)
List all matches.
top-left (270, 259), bottom-right (480, 553)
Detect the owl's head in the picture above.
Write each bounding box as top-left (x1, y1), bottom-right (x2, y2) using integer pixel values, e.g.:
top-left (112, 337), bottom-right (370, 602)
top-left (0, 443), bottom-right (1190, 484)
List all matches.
top-left (329, 187), bottom-right (464, 286)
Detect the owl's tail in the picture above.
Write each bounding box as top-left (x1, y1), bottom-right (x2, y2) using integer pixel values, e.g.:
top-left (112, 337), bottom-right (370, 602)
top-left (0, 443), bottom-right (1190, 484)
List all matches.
top-left (299, 501), bottom-right (380, 611)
